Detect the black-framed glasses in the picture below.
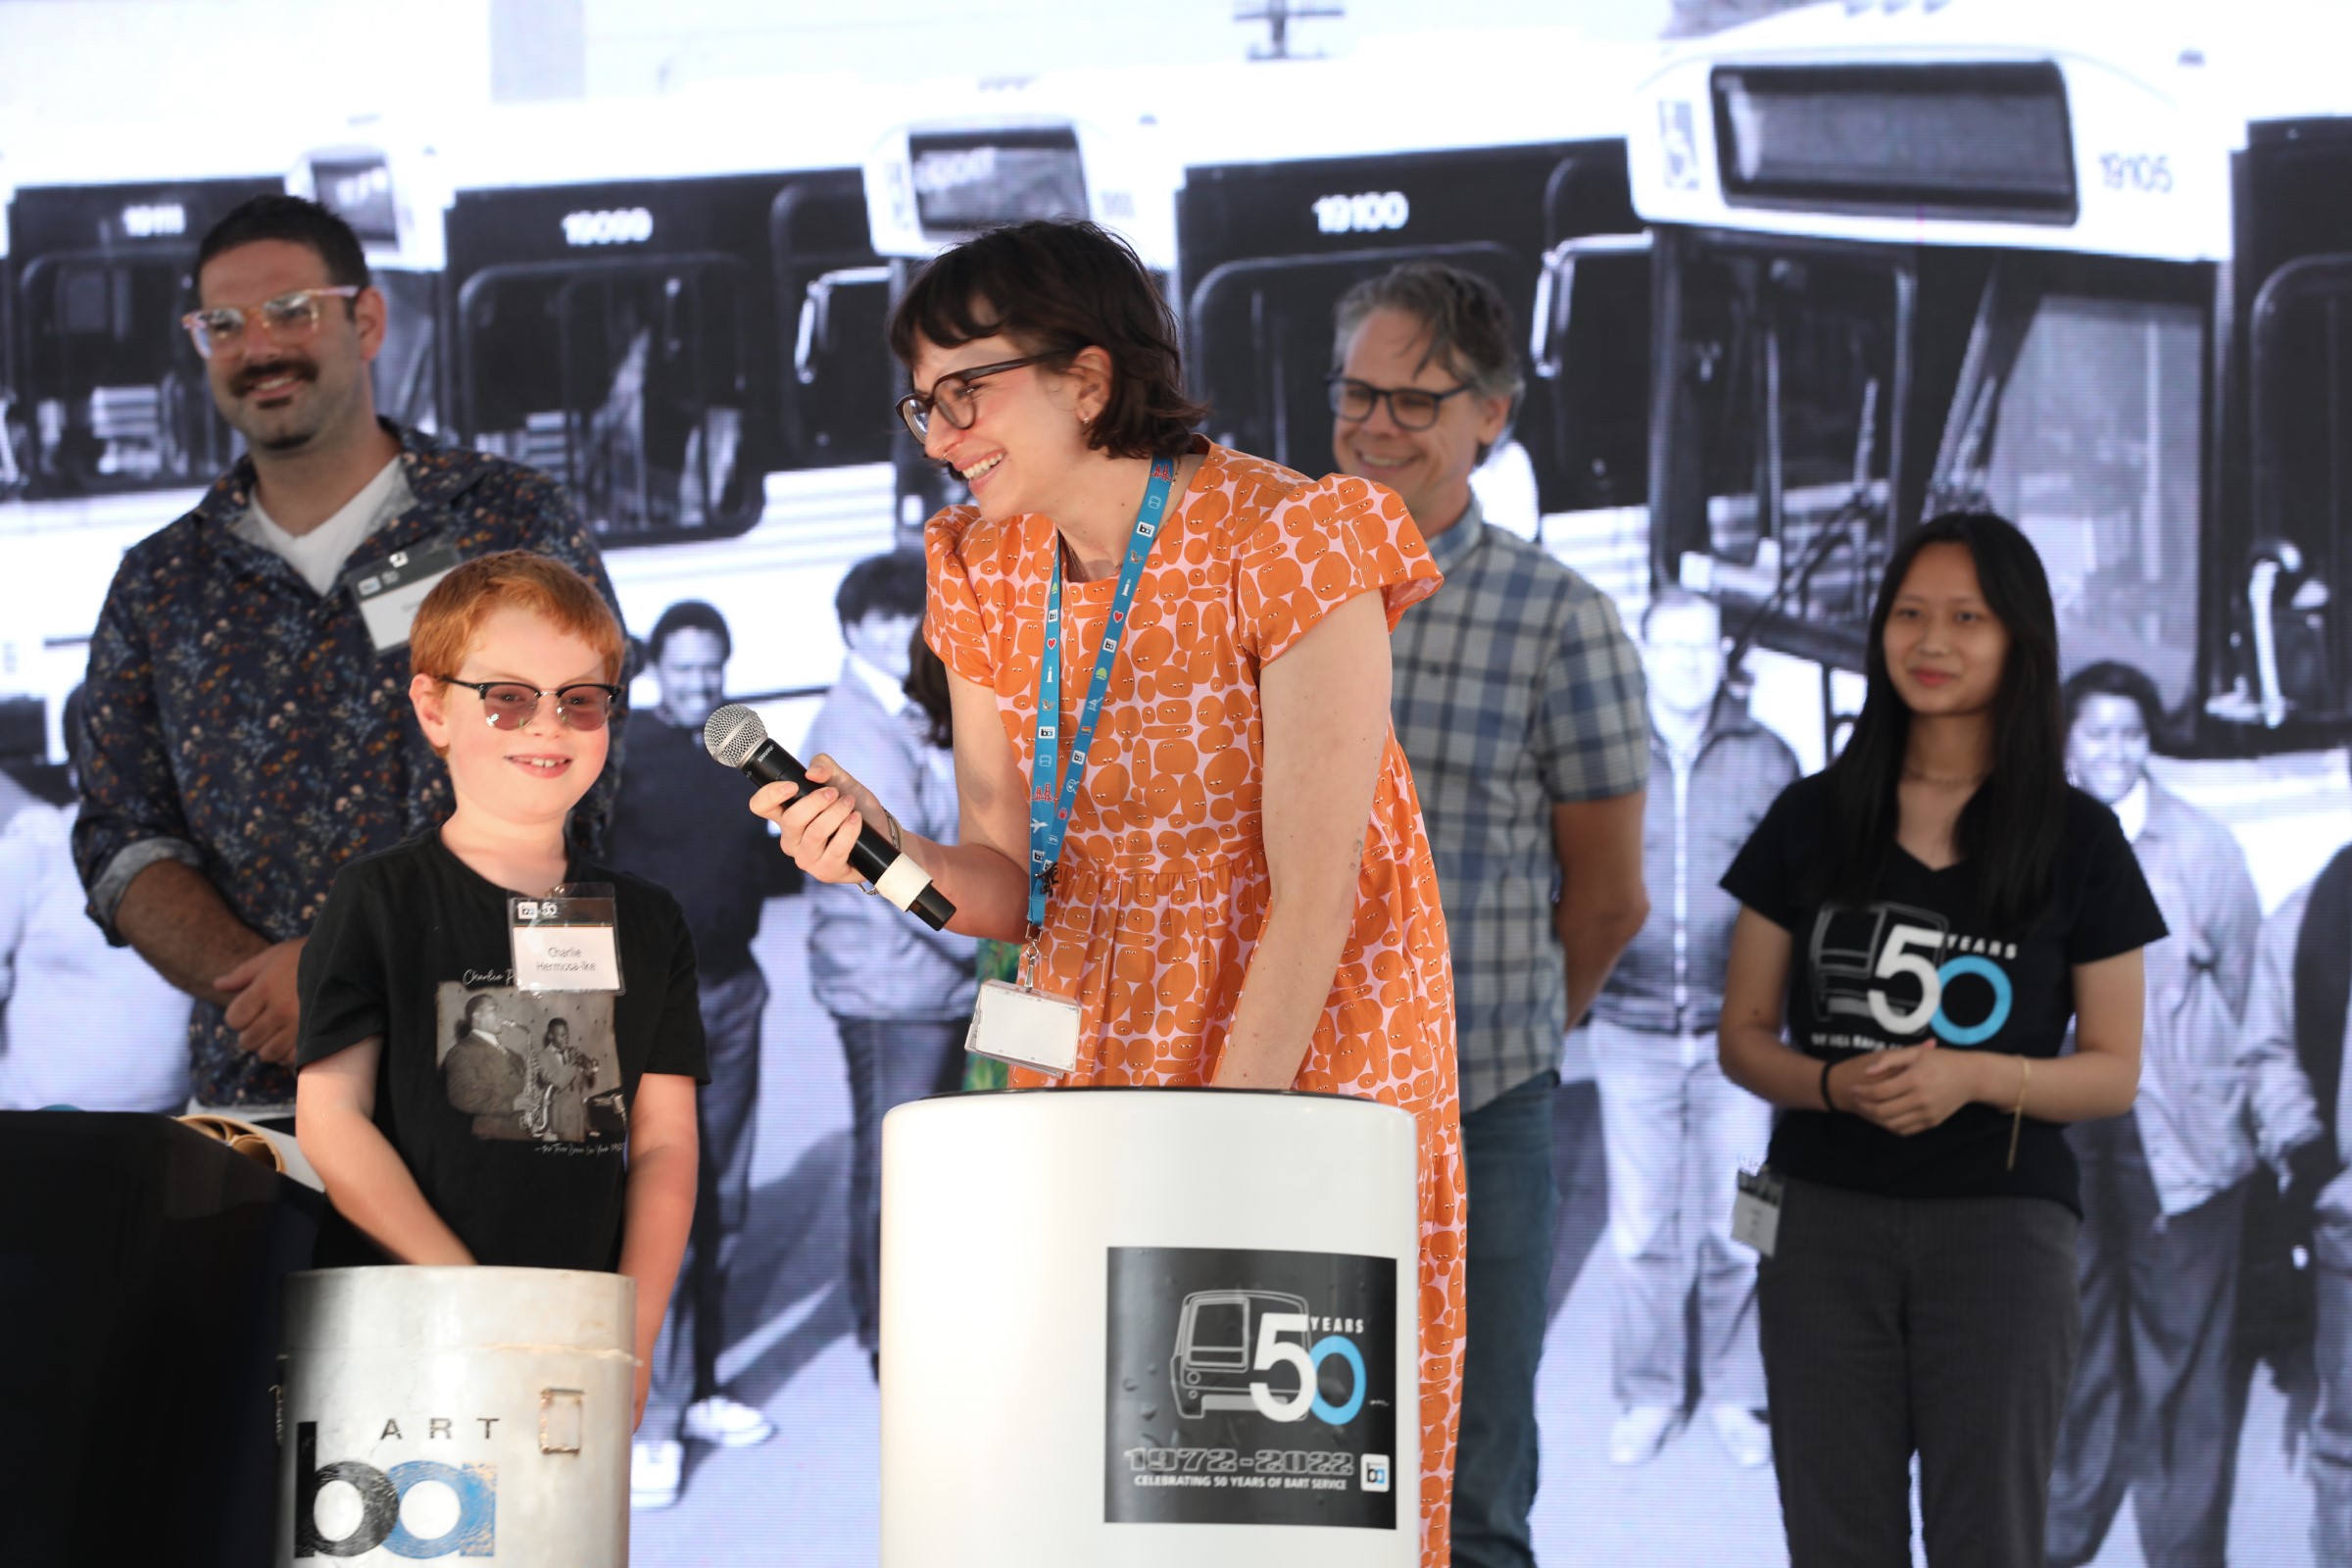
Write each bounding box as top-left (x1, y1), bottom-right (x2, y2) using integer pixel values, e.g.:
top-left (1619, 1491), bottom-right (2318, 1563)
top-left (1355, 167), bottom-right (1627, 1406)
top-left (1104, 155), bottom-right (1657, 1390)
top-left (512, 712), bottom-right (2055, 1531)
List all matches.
top-left (180, 286), bottom-right (363, 359)
top-left (895, 347), bottom-right (1083, 440)
top-left (436, 677), bottom-right (623, 732)
top-left (1326, 374), bottom-right (1476, 431)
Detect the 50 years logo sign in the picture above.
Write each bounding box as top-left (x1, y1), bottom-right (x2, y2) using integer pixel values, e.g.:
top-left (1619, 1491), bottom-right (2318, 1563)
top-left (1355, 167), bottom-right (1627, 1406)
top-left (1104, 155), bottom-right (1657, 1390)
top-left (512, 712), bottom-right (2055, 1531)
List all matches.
top-left (1104, 1246), bottom-right (1397, 1530)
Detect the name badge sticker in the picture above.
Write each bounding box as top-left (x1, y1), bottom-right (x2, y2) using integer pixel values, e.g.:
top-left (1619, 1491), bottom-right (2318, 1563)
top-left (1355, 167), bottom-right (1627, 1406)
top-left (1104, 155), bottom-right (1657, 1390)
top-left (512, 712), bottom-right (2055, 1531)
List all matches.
top-left (353, 538), bottom-right (466, 652)
top-left (1731, 1167), bottom-right (1784, 1259)
top-left (510, 884), bottom-right (623, 993)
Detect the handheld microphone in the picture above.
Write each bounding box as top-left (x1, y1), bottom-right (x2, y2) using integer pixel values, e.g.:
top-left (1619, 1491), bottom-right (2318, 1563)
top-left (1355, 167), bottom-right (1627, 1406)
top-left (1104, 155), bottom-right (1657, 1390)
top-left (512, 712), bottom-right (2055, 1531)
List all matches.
top-left (704, 703), bottom-right (956, 931)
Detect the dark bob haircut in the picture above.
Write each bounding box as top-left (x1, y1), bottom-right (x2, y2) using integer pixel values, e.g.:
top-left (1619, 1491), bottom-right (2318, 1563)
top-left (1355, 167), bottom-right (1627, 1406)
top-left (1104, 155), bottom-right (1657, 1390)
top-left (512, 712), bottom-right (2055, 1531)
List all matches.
top-left (835, 549), bottom-right (927, 630)
top-left (2062, 660), bottom-right (2166, 741)
top-left (196, 194), bottom-right (371, 293)
top-left (1823, 511), bottom-right (2068, 934)
top-left (647, 600), bottom-right (732, 664)
top-left (886, 220), bottom-right (1206, 461)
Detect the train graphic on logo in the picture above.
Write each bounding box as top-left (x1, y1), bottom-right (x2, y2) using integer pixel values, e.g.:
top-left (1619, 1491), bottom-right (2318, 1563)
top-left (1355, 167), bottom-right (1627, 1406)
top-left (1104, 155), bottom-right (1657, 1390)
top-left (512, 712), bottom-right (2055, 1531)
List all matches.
top-left (1168, 1288), bottom-right (1368, 1426)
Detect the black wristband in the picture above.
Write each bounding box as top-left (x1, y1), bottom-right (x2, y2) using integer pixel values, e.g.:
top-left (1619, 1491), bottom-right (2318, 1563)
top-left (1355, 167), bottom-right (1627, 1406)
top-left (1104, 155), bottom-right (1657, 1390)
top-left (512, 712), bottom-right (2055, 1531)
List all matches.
top-left (1820, 1058), bottom-right (1838, 1113)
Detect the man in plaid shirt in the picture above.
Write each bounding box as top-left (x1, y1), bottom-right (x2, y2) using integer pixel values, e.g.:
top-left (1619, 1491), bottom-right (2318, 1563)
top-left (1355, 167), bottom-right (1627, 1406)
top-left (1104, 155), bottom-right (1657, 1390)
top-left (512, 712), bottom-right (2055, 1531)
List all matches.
top-left (1331, 263), bottom-right (1650, 1568)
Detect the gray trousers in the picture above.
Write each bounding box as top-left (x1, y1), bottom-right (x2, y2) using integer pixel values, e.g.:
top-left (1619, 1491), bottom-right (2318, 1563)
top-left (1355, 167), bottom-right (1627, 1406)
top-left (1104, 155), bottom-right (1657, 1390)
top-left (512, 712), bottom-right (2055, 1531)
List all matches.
top-left (1759, 1175), bottom-right (2082, 1568)
top-left (2046, 1115), bottom-right (2249, 1568)
top-left (2315, 1252), bottom-right (2352, 1564)
top-left (1591, 1018), bottom-right (1772, 1408)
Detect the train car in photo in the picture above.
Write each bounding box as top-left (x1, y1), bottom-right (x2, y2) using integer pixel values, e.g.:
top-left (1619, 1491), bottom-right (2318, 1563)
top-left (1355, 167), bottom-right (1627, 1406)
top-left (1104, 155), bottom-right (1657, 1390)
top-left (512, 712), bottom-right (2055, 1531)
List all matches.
top-left (1169, 34), bottom-right (1650, 578)
top-left (292, 132), bottom-right (446, 434)
top-left (431, 87), bottom-right (900, 702)
top-left (0, 172), bottom-right (278, 507)
top-left (864, 70), bottom-right (1183, 533)
top-left (864, 36), bottom-right (1652, 581)
top-left (1567, 0), bottom-right (2352, 891)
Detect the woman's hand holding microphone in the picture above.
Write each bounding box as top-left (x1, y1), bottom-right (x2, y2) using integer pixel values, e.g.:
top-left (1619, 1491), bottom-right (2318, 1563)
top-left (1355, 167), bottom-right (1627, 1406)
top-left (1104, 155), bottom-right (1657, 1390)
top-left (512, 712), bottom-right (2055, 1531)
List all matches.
top-left (749, 755), bottom-right (893, 887)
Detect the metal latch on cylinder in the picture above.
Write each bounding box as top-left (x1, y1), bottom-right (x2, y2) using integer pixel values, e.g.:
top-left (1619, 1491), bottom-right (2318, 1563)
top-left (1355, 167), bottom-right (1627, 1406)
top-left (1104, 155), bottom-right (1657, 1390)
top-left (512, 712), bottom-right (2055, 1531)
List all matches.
top-left (540, 1388), bottom-right (584, 1453)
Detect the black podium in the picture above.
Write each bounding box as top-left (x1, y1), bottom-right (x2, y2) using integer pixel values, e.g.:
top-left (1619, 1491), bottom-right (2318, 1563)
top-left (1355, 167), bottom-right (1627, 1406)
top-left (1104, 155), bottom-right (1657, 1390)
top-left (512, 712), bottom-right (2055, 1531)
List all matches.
top-left (0, 1112), bottom-right (322, 1566)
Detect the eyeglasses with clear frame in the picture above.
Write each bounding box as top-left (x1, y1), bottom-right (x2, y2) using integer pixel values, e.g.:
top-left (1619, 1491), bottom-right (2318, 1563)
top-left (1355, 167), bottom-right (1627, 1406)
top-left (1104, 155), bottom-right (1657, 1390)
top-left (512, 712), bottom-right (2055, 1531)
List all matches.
top-left (895, 346), bottom-right (1082, 440)
top-left (435, 677), bottom-right (624, 732)
top-left (180, 286), bottom-right (363, 359)
top-left (1326, 374), bottom-right (1477, 431)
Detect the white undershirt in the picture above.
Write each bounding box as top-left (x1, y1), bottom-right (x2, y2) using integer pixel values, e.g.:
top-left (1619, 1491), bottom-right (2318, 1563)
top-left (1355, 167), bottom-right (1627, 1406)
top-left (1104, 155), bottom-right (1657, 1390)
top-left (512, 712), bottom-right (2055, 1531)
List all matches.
top-left (2115, 776), bottom-right (2150, 844)
top-left (845, 651), bottom-right (910, 717)
top-left (234, 456), bottom-right (412, 596)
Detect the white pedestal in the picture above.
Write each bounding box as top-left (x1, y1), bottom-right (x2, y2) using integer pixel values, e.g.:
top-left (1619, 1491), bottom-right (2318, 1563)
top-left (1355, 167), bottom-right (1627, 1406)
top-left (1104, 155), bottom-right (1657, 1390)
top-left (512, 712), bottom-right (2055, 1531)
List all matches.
top-left (277, 1266), bottom-right (634, 1566)
top-left (879, 1087), bottom-right (1421, 1567)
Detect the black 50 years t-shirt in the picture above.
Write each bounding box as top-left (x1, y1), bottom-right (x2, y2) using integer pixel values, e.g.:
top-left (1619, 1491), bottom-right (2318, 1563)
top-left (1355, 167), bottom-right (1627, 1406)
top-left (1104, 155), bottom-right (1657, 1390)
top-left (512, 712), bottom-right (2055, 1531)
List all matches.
top-left (1721, 774), bottom-right (2167, 1214)
top-left (298, 830), bottom-right (709, 1269)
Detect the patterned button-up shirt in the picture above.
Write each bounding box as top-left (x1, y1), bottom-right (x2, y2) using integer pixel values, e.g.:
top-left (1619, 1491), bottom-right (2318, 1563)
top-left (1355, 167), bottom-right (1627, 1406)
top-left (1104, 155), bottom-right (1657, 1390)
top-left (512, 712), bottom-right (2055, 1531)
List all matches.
top-left (73, 422), bottom-right (625, 1111)
top-left (1391, 493), bottom-right (1649, 1112)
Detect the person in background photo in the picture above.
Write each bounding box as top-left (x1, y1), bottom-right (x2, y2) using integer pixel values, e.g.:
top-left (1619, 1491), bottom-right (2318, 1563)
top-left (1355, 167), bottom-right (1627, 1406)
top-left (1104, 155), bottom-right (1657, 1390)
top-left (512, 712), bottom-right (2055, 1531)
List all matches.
top-left (901, 618), bottom-right (1020, 1095)
top-left (608, 600), bottom-right (802, 1508)
top-left (2235, 839), bottom-right (2352, 1564)
top-left (0, 685), bottom-right (192, 1111)
top-left (1589, 589), bottom-right (1793, 1469)
top-left (2046, 661), bottom-right (2265, 1568)
top-left (804, 552), bottom-right (977, 1377)
top-left (73, 194), bottom-right (621, 1130)
top-left (1329, 261), bottom-right (1649, 1566)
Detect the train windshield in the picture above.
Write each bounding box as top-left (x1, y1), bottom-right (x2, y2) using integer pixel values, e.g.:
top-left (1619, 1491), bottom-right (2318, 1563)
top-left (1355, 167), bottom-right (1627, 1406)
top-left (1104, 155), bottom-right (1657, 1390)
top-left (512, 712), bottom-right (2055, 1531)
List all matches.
top-left (1971, 291), bottom-right (2204, 713)
top-left (1660, 235), bottom-right (2210, 716)
top-left (16, 251), bottom-right (231, 494)
top-left (457, 257), bottom-right (753, 543)
top-left (2247, 257), bottom-right (2352, 727)
top-left (1659, 241), bottom-right (1903, 641)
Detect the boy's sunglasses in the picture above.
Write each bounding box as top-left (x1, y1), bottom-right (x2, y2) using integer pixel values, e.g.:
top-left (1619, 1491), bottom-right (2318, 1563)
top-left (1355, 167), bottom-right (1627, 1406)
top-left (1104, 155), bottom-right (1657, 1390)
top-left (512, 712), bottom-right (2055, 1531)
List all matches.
top-left (436, 677), bottom-right (622, 732)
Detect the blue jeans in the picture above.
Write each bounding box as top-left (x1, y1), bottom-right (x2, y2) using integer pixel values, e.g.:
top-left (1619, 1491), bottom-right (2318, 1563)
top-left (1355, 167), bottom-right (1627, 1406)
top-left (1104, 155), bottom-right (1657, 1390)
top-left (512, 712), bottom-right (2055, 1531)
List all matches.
top-left (835, 1014), bottom-right (969, 1356)
top-left (1452, 1069), bottom-right (1560, 1568)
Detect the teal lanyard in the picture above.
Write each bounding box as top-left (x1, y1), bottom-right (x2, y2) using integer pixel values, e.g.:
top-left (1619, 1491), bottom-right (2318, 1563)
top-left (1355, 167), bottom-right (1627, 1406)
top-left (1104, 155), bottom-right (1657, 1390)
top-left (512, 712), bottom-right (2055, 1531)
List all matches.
top-left (1028, 457), bottom-right (1177, 931)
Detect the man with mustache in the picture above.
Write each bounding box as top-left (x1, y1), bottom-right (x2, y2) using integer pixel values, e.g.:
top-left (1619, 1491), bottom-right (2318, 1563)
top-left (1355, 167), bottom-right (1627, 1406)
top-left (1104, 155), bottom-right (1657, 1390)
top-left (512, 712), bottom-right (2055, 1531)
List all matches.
top-left (72, 195), bottom-right (623, 1129)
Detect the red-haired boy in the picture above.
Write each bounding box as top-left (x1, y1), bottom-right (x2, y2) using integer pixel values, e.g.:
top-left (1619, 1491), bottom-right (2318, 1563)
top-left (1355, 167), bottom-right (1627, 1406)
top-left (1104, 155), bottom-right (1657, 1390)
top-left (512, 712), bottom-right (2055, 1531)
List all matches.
top-left (295, 551), bottom-right (705, 1429)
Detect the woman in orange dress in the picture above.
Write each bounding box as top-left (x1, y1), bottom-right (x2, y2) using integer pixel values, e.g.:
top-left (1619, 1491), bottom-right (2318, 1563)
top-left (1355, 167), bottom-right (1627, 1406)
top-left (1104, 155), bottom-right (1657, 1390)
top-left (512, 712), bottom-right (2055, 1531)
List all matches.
top-left (753, 219), bottom-right (1464, 1563)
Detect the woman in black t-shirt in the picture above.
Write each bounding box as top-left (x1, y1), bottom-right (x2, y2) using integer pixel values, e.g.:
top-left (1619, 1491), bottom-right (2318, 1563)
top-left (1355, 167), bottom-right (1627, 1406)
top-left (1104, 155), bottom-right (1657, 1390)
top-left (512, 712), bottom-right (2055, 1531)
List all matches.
top-left (1717, 512), bottom-right (2166, 1568)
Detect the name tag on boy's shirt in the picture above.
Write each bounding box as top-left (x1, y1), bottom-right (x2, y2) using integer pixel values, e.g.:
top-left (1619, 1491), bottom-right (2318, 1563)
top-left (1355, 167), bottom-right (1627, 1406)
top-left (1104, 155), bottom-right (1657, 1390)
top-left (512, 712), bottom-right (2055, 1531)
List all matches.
top-left (511, 888), bottom-right (623, 993)
top-left (353, 539), bottom-right (466, 652)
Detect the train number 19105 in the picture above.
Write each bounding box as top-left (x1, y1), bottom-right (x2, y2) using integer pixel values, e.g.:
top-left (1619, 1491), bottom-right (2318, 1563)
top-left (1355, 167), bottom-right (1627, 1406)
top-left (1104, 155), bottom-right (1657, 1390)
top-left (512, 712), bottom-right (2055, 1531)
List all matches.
top-left (2099, 153), bottom-right (2173, 194)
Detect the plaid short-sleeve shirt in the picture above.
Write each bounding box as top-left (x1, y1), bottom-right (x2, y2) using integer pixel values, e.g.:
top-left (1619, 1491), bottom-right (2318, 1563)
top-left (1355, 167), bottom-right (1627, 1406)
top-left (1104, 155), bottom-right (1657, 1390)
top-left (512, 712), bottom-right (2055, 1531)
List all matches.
top-left (1392, 495), bottom-right (1649, 1111)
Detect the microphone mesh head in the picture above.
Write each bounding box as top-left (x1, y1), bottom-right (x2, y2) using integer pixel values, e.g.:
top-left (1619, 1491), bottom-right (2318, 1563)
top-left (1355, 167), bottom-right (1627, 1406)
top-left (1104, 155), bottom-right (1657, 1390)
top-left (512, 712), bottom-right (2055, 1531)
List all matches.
top-left (704, 703), bottom-right (767, 769)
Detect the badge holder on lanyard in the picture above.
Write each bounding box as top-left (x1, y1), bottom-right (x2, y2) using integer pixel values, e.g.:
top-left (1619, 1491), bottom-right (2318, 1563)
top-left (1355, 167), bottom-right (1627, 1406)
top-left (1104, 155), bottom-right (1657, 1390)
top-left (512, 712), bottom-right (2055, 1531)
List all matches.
top-left (962, 458), bottom-right (1176, 1078)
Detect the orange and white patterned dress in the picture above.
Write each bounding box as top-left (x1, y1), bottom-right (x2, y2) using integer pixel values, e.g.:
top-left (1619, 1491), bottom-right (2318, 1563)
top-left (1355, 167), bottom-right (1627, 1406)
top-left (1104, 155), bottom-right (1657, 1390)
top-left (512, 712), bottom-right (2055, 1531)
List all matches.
top-left (925, 440), bottom-right (1466, 1563)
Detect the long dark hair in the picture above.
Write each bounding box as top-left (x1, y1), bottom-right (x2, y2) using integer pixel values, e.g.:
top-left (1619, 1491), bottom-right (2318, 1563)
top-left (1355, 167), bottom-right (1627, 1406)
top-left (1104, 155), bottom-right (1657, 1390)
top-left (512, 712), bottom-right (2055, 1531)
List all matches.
top-left (1824, 512), bottom-right (2067, 933)
top-left (905, 620), bottom-right (954, 751)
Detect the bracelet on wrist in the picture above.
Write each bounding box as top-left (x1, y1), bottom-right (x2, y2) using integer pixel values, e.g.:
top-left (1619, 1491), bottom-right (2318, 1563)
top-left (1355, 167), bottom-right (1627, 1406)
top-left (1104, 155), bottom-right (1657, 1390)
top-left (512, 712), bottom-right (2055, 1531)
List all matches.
top-left (1820, 1057), bottom-right (1838, 1113)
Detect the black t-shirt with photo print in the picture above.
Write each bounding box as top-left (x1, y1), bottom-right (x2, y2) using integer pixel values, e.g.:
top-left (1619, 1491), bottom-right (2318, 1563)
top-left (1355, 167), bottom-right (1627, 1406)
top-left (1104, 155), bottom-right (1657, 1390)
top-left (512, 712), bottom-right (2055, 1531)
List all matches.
top-left (297, 830), bottom-right (709, 1269)
top-left (1721, 772), bottom-right (2167, 1215)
